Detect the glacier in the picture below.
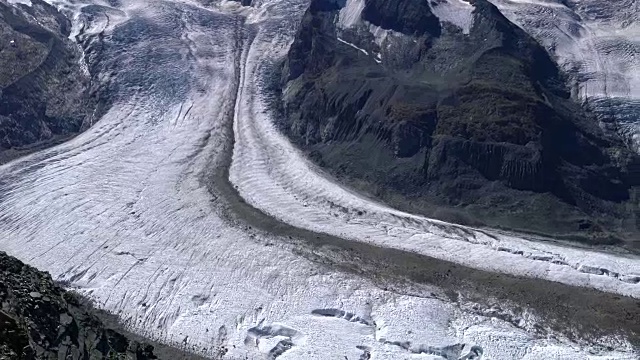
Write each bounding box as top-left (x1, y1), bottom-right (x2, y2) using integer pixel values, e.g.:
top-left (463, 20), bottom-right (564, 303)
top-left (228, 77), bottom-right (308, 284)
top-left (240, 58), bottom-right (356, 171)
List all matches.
top-left (232, 0), bottom-right (640, 299)
top-left (0, 0), bottom-right (638, 358)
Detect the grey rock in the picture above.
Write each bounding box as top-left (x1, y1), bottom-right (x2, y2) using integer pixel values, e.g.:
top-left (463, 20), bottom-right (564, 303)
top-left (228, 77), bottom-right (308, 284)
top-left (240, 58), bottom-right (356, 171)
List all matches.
top-left (276, 0), bottom-right (640, 247)
top-left (0, 251), bottom-right (158, 359)
top-left (0, 0), bottom-right (98, 164)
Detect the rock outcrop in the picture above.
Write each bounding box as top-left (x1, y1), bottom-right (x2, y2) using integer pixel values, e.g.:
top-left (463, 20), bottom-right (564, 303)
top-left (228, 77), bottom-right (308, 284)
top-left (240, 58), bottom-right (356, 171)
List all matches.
top-left (277, 0), bottom-right (640, 246)
top-left (0, 251), bottom-right (157, 359)
top-left (0, 0), bottom-right (97, 163)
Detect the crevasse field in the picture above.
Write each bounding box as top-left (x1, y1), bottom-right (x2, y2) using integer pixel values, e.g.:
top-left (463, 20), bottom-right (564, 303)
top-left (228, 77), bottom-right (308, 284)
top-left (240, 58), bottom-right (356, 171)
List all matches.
top-left (1, 0), bottom-right (638, 359)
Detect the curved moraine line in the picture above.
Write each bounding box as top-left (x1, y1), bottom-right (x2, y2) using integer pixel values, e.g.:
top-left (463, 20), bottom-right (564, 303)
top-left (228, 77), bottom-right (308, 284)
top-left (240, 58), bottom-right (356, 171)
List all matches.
top-left (229, 0), bottom-right (640, 299)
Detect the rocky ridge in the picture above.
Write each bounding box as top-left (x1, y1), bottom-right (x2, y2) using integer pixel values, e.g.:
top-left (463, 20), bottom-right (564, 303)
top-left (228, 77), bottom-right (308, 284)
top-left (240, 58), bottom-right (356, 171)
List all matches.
top-left (277, 0), bottom-right (640, 247)
top-left (0, 0), bottom-right (97, 164)
top-left (0, 251), bottom-right (159, 359)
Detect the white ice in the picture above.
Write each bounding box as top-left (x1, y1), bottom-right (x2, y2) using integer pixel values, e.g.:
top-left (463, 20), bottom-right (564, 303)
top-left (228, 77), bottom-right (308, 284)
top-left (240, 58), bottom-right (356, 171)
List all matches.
top-left (337, 0), bottom-right (365, 29)
top-left (0, 0), bottom-right (637, 358)
top-left (430, 0), bottom-right (475, 34)
top-left (7, 0), bottom-right (32, 7)
top-left (337, 36), bottom-right (369, 55)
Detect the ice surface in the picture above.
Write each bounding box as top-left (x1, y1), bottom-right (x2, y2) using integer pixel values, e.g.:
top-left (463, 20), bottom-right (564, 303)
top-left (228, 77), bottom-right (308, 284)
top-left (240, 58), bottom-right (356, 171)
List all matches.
top-left (430, 0), bottom-right (475, 34)
top-left (337, 0), bottom-right (365, 29)
top-left (8, 0), bottom-right (32, 6)
top-left (6, 0), bottom-right (32, 6)
top-left (0, 0), bottom-right (637, 358)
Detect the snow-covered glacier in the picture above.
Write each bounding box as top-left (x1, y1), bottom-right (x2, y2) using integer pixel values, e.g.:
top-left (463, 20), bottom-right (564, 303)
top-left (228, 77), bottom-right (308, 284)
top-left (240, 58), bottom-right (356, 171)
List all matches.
top-left (0, 0), bottom-right (638, 359)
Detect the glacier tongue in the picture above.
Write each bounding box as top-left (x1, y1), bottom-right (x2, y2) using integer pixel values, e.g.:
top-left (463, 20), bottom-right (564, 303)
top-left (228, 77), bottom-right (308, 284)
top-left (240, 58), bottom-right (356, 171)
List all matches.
top-left (0, 0), bottom-right (637, 358)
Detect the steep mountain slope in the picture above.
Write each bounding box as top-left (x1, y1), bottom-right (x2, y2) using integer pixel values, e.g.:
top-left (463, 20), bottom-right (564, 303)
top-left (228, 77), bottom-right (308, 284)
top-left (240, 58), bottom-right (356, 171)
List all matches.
top-left (0, 0), bottom-right (96, 163)
top-left (488, 0), bottom-right (640, 153)
top-left (277, 0), bottom-right (640, 246)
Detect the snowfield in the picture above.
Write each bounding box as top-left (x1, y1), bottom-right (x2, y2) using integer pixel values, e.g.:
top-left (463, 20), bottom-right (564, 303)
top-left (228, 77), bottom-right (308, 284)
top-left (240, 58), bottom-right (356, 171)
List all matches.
top-left (0, 0), bottom-right (638, 359)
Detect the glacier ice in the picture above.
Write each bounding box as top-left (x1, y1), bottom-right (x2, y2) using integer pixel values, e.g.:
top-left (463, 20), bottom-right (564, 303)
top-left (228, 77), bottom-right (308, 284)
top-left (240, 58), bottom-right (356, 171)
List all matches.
top-left (0, 0), bottom-right (637, 358)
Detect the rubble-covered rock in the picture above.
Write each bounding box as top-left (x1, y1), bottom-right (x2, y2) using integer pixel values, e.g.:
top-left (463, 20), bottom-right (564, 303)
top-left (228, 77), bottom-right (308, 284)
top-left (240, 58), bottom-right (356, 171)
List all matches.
top-left (0, 251), bottom-right (157, 360)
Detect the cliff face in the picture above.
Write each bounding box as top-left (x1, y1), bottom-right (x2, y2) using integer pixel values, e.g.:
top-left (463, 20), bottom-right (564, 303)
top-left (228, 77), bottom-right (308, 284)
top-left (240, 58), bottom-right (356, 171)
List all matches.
top-left (278, 0), bottom-right (640, 245)
top-left (0, 251), bottom-right (157, 360)
top-left (0, 0), bottom-right (97, 163)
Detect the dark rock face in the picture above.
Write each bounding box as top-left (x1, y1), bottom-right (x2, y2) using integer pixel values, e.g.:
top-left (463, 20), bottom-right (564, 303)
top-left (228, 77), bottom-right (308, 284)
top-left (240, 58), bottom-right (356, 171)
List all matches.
top-left (0, 0), bottom-right (96, 163)
top-left (228, 0), bottom-right (253, 6)
top-left (0, 251), bottom-right (157, 359)
top-left (278, 0), bottom-right (640, 245)
top-left (361, 0), bottom-right (441, 36)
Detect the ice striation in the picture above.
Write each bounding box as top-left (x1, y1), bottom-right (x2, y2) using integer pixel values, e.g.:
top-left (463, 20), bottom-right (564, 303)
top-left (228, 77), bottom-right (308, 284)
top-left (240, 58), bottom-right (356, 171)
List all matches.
top-left (0, 0), bottom-right (637, 358)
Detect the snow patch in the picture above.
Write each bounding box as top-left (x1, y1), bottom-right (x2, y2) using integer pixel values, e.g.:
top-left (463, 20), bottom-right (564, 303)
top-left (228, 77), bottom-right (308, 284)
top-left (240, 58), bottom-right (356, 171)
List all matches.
top-left (368, 22), bottom-right (403, 48)
top-left (430, 0), bottom-right (475, 34)
top-left (337, 0), bottom-right (365, 29)
top-left (7, 0), bottom-right (32, 7)
top-left (366, 23), bottom-right (405, 63)
top-left (337, 36), bottom-right (369, 55)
